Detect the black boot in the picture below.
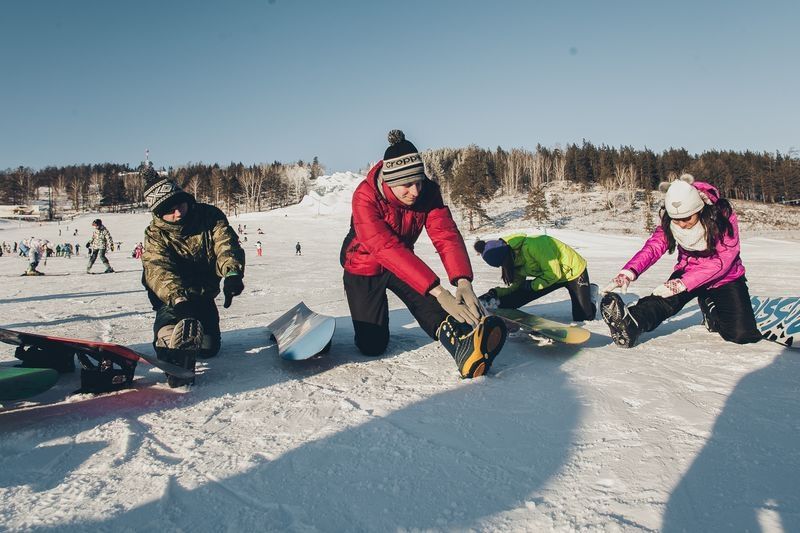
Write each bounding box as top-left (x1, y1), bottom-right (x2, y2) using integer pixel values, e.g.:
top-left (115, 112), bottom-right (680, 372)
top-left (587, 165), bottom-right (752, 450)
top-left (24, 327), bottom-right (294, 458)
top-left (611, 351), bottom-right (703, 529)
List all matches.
top-left (698, 296), bottom-right (719, 333)
top-left (437, 315), bottom-right (507, 378)
top-left (156, 318), bottom-right (203, 387)
top-left (601, 293), bottom-right (641, 348)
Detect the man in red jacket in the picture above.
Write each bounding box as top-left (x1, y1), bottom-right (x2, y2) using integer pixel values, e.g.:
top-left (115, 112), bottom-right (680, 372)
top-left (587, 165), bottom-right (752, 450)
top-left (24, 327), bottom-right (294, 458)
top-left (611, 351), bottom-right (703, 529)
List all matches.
top-left (340, 130), bottom-right (507, 378)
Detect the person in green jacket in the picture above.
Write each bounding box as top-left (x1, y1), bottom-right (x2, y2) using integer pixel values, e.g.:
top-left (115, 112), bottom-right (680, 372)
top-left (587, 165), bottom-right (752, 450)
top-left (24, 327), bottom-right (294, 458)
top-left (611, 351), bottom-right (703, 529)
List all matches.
top-left (475, 234), bottom-right (597, 321)
top-left (141, 162), bottom-right (246, 387)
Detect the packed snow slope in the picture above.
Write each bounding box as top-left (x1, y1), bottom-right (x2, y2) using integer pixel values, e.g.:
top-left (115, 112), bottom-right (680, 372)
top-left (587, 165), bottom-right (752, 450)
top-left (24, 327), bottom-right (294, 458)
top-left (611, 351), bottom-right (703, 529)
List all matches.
top-left (1, 172), bottom-right (798, 532)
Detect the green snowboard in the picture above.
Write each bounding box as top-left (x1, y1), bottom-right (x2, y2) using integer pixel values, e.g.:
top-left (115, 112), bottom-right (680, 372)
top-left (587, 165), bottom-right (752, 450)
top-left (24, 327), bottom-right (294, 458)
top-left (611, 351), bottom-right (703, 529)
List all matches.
top-left (0, 367), bottom-right (59, 401)
top-left (493, 308), bottom-right (591, 345)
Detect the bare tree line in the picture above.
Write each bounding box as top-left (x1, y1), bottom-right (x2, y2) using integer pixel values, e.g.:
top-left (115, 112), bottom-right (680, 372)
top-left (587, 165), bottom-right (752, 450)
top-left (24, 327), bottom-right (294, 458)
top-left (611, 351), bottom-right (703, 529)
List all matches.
top-left (0, 158), bottom-right (324, 217)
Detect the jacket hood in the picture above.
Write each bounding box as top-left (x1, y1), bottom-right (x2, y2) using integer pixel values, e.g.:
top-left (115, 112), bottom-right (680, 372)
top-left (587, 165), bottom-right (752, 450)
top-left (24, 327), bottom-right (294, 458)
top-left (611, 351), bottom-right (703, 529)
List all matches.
top-left (692, 181), bottom-right (720, 204)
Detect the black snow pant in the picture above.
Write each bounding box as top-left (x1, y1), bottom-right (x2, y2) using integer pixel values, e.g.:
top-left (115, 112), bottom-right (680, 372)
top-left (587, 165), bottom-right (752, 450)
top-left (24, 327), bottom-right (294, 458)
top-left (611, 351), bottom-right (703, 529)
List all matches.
top-left (152, 298), bottom-right (222, 358)
top-left (87, 249), bottom-right (111, 270)
top-left (498, 268), bottom-right (596, 321)
top-left (627, 273), bottom-right (762, 344)
top-left (343, 270), bottom-right (448, 356)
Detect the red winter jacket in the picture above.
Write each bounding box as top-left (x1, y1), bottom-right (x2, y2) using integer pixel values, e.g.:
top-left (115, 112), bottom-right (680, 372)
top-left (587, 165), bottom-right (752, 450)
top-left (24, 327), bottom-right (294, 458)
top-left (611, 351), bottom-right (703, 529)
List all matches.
top-left (340, 162), bottom-right (473, 295)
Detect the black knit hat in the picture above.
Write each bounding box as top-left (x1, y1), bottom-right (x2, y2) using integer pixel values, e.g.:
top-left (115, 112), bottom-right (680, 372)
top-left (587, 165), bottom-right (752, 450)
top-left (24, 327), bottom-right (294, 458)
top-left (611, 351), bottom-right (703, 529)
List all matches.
top-left (380, 129), bottom-right (427, 186)
top-left (141, 162), bottom-right (192, 215)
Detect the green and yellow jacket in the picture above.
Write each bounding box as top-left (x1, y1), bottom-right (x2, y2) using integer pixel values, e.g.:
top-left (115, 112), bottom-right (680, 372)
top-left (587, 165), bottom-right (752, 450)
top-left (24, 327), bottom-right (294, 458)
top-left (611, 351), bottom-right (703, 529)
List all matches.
top-left (494, 233), bottom-right (586, 297)
top-left (142, 203), bottom-right (245, 307)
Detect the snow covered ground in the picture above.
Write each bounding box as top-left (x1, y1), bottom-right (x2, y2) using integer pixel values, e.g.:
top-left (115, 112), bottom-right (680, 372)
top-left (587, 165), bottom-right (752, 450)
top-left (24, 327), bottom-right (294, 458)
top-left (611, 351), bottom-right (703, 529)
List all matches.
top-left (1, 173), bottom-right (798, 532)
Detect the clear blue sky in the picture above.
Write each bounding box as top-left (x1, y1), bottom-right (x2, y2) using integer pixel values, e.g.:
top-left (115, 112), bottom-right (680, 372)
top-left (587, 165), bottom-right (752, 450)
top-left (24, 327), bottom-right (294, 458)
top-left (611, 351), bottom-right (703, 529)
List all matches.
top-left (1, 0), bottom-right (798, 173)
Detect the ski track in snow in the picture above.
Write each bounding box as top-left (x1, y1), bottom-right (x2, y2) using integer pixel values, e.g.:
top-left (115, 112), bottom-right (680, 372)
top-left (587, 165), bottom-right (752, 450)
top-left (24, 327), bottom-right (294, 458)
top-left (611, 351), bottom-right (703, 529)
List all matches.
top-left (1, 172), bottom-right (799, 532)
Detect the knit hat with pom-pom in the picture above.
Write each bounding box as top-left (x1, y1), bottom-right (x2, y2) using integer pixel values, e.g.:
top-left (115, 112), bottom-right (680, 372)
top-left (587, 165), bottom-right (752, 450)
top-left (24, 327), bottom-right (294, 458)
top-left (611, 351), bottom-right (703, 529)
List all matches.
top-left (141, 162), bottom-right (193, 216)
top-left (379, 129), bottom-right (427, 186)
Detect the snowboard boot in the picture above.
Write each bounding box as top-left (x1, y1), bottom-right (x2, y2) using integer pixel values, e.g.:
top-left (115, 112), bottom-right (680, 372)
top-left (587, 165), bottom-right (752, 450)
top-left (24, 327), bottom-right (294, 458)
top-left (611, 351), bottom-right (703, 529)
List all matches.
top-left (698, 296), bottom-right (719, 333)
top-left (437, 315), bottom-right (507, 378)
top-left (155, 318), bottom-right (203, 388)
top-left (23, 269), bottom-right (44, 276)
top-left (104, 267), bottom-right (115, 273)
top-left (600, 293), bottom-right (641, 348)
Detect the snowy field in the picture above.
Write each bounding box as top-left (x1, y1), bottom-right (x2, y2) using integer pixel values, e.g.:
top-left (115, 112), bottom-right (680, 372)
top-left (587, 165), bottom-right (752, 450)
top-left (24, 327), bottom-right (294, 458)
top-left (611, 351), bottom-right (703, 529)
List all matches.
top-left (1, 173), bottom-right (799, 532)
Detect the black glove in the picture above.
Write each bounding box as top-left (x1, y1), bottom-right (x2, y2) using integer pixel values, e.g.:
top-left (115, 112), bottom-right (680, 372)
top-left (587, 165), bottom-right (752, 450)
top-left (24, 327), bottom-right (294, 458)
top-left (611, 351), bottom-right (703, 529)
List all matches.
top-left (173, 299), bottom-right (193, 319)
top-left (223, 274), bottom-right (244, 309)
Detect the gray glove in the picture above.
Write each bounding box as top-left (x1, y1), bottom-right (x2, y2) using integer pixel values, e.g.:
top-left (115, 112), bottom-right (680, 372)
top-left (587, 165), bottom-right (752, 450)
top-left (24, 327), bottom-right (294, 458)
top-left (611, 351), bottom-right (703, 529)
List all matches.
top-left (455, 279), bottom-right (484, 320)
top-left (436, 289), bottom-right (481, 327)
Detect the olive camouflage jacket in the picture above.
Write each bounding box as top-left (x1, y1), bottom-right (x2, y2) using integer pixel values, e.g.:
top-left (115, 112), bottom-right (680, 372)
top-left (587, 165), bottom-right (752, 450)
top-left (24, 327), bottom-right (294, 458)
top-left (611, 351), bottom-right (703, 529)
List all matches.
top-left (142, 203), bottom-right (245, 307)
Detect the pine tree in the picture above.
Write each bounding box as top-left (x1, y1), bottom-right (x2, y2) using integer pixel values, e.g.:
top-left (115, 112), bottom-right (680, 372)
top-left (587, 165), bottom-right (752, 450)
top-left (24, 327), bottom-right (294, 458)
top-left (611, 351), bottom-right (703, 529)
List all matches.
top-left (525, 186), bottom-right (549, 224)
top-left (548, 190), bottom-right (561, 224)
top-left (643, 189), bottom-right (656, 233)
top-left (310, 156), bottom-right (322, 179)
top-left (450, 146), bottom-right (492, 230)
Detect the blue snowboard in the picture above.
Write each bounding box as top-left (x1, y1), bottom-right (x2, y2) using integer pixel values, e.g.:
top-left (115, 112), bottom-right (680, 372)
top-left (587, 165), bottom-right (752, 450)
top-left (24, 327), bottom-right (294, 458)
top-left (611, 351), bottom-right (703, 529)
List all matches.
top-left (268, 302), bottom-right (336, 360)
top-left (751, 296), bottom-right (800, 348)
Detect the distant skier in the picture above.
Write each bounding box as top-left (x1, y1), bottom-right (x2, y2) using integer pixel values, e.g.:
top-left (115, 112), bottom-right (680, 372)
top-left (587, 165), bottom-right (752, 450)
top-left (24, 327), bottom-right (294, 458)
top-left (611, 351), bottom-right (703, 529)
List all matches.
top-left (600, 174), bottom-right (762, 347)
top-left (295, 241), bottom-right (301, 255)
top-left (141, 162), bottom-right (245, 387)
top-left (86, 219), bottom-right (114, 273)
top-left (21, 237), bottom-right (48, 276)
top-left (475, 234), bottom-right (597, 321)
top-left (340, 129), bottom-right (507, 379)
top-left (132, 242), bottom-right (144, 259)
top-left (256, 241), bottom-right (263, 257)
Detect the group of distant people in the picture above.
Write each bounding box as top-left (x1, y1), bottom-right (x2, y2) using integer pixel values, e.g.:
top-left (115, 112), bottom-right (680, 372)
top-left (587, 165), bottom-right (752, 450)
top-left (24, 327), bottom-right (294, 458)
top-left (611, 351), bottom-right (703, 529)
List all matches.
top-left (12, 219), bottom-right (117, 275)
top-left (253, 241), bottom-right (301, 257)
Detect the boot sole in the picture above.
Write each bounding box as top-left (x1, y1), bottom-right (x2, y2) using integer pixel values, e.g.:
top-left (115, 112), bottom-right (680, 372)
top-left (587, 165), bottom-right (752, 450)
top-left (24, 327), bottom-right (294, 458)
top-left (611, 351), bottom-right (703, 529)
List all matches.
top-left (480, 316), bottom-right (507, 366)
top-left (457, 319), bottom-right (488, 378)
top-left (600, 294), bottom-right (632, 347)
top-left (166, 319), bottom-right (203, 387)
top-left (170, 319), bottom-right (204, 351)
top-left (464, 316), bottom-right (508, 377)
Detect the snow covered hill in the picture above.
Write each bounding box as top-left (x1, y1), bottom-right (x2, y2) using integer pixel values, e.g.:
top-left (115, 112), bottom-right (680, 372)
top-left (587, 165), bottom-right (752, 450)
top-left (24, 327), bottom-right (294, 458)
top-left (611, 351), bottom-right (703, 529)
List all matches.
top-left (0, 173), bottom-right (798, 532)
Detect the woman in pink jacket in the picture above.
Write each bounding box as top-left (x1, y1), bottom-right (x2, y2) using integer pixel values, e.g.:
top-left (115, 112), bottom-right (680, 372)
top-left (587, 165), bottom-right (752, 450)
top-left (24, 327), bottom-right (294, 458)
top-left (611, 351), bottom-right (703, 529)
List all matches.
top-left (600, 174), bottom-right (762, 348)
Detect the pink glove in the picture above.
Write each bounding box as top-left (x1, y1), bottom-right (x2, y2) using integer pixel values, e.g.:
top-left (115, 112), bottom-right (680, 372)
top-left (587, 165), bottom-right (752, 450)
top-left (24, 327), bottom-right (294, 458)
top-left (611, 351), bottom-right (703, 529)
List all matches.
top-left (652, 279), bottom-right (686, 298)
top-left (602, 269), bottom-right (636, 294)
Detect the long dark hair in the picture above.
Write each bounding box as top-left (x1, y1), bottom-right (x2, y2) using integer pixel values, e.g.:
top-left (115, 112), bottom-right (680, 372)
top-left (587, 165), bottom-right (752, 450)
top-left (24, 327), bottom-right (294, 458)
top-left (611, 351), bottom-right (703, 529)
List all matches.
top-left (660, 198), bottom-right (734, 253)
top-left (500, 253), bottom-right (516, 285)
top-left (474, 239), bottom-right (517, 285)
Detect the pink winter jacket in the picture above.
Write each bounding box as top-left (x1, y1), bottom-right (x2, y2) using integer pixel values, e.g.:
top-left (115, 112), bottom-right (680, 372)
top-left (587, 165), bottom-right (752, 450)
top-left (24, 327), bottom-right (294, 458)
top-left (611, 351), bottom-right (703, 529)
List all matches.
top-left (622, 181), bottom-right (746, 292)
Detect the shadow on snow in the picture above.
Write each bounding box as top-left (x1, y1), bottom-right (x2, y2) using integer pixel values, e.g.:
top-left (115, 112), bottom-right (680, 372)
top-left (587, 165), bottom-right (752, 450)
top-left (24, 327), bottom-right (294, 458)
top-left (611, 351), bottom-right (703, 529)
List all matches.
top-left (0, 307), bottom-right (584, 531)
top-left (662, 347), bottom-right (800, 532)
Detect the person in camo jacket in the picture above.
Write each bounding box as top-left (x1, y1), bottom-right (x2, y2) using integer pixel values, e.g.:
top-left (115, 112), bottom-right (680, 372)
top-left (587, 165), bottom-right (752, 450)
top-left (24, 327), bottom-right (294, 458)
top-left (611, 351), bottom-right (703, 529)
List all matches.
top-left (86, 219), bottom-right (114, 273)
top-left (140, 162), bottom-right (246, 387)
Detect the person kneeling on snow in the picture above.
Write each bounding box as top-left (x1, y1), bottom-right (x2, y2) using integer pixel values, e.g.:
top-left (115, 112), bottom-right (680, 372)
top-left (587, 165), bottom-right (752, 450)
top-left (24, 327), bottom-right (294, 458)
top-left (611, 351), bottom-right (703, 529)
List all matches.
top-left (141, 162), bottom-right (246, 387)
top-left (600, 174), bottom-right (762, 348)
top-left (340, 130), bottom-right (507, 378)
top-left (474, 234), bottom-right (597, 321)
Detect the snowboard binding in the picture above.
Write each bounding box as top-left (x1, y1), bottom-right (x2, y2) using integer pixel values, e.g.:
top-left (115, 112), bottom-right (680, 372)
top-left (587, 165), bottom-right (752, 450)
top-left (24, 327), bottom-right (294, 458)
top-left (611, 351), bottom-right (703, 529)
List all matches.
top-left (76, 352), bottom-right (137, 394)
